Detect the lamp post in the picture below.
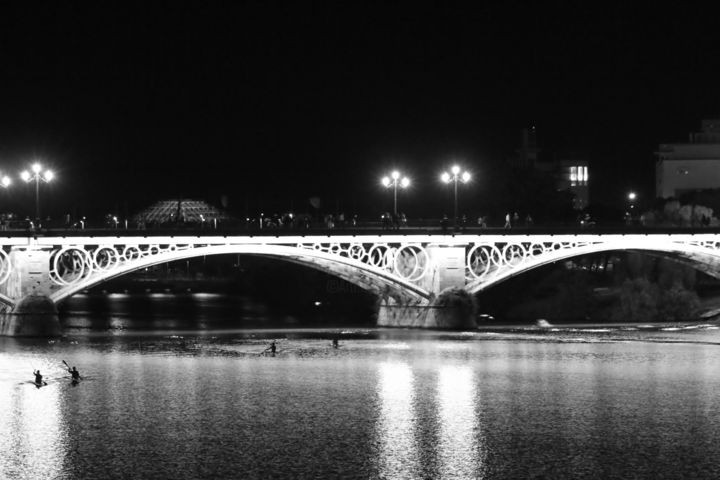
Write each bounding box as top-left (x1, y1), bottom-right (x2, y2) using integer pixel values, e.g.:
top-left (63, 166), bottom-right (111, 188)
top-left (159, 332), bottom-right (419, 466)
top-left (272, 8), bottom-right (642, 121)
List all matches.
top-left (21, 163), bottom-right (53, 222)
top-left (381, 170), bottom-right (410, 216)
top-left (441, 165), bottom-right (471, 225)
top-left (626, 191), bottom-right (637, 225)
top-left (0, 174), bottom-right (9, 231)
top-left (628, 191), bottom-right (637, 208)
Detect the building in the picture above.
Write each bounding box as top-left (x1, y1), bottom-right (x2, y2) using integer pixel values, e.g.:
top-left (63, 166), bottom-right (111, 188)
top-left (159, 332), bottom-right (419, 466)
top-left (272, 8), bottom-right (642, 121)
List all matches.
top-left (513, 127), bottom-right (590, 210)
top-left (555, 157), bottom-right (590, 210)
top-left (656, 119), bottom-right (720, 199)
top-left (513, 126), bottom-right (540, 169)
top-left (132, 199), bottom-right (232, 226)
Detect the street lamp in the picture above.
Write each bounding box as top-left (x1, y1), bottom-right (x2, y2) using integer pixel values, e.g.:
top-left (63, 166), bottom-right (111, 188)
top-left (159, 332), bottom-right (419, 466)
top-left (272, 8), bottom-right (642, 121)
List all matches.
top-left (441, 165), bottom-right (471, 224)
top-left (625, 191), bottom-right (637, 225)
top-left (20, 163), bottom-right (53, 222)
top-left (0, 174), bottom-right (10, 188)
top-left (381, 170), bottom-right (410, 216)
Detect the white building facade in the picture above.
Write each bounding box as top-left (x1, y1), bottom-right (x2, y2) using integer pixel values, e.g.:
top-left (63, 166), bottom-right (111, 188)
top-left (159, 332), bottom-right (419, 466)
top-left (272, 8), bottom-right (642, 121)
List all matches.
top-left (656, 120), bottom-right (720, 198)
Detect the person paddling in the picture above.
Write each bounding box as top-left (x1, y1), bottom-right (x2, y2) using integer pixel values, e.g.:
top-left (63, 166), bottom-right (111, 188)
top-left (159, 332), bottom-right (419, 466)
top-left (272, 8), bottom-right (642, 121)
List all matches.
top-left (264, 341), bottom-right (277, 356)
top-left (33, 370), bottom-right (44, 387)
top-left (332, 338), bottom-right (339, 349)
top-left (68, 366), bottom-right (81, 382)
top-left (63, 360), bottom-right (82, 383)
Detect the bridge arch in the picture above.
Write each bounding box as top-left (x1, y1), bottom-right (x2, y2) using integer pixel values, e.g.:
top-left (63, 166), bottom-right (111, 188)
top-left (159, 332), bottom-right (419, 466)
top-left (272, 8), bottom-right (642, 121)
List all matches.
top-left (48, 244), bottom-right (432, 305)
top-left (465, 236), bottom-right (720, 294)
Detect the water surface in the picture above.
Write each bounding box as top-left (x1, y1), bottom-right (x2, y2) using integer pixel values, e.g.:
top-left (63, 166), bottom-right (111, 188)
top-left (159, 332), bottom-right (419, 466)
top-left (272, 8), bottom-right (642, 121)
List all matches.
top-left (2, 294), bottom-right (720, 478)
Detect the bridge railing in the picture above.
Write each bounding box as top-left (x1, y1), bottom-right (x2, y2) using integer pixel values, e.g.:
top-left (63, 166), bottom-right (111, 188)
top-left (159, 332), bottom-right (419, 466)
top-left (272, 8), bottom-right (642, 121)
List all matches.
top-left (2, 225), bottom-right (720, 238)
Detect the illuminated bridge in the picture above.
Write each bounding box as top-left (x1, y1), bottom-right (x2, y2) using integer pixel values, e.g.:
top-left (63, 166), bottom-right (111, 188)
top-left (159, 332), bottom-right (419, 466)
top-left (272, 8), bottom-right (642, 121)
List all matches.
top-left (2, 231), bottom-right (720, 334)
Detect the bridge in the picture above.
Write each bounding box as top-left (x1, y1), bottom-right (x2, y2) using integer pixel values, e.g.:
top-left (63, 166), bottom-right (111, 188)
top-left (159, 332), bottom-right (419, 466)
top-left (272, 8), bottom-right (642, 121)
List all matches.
top-left (2, 230), bottom-right (720, 335)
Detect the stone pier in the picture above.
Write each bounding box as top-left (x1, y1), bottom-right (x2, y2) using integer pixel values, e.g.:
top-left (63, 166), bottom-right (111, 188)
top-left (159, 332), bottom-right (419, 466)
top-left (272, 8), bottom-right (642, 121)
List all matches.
top-left (0, 247), bottom-right (60, 336)
top-left (377, 245), bottom-right (477, 328)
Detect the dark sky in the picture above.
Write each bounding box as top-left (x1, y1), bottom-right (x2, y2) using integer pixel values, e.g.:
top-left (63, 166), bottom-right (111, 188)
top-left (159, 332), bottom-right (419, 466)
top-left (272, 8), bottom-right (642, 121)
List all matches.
top-left (1, 2), bottom-right (719, 220)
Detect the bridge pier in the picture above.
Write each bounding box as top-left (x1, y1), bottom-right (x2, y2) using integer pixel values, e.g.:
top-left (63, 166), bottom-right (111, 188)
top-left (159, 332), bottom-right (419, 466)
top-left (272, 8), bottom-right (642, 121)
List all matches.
top-left (377, 244), bottom-right (477, 328)
top-left (0, 296), bottom-right (60, 336)
top-left (0, 247), bottom-right (60, 336)
top-left (377, 288), bottom-right (477, 329)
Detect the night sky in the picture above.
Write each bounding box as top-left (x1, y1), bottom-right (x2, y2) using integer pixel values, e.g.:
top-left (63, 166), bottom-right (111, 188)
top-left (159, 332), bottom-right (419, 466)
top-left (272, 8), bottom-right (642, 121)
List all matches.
top-left (1, 3), bottom-right (719, 221)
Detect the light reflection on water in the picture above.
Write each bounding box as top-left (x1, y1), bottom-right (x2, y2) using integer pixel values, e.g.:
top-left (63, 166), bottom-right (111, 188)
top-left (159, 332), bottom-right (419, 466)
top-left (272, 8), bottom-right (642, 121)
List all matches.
top-left (3, 293), bottom-right (720, 478)
top-left (437, 365), bottom-right (483, 479)
top-left (0, 360), bottom-right (64, 480)
top-left (377, 362), bottom-right (419, 479)
top-left (4, 332), bottom-right (720, 478)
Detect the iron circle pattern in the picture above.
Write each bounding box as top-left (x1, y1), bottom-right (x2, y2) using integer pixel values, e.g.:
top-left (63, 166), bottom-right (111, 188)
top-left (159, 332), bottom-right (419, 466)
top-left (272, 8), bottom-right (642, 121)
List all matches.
top-left (122, 246), bottom-right (142, 262)
top-left (529, 243), bottom-right (546, 256)
top-left (50, 247), bottom-right (93, 286)
top-left (347, 244), bottom-right (367, 261)
top-left (502, 243), bottom-right (527, 266)
top-left (466, 243), bottom-right (502, 279)
top-left (367, 244), bottom-right (392, 270)
top-left (0, 249), bottom-right (11, 285)
top-left (93, 246), bottom-right (120, 272)
top-left (393, 244), bottom-right (429, 282)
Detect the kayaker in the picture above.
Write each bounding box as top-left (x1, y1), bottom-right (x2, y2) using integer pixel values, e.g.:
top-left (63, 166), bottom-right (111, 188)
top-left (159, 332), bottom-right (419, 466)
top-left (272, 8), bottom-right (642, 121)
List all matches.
top-left (68, 366), bottom-right (81, 381)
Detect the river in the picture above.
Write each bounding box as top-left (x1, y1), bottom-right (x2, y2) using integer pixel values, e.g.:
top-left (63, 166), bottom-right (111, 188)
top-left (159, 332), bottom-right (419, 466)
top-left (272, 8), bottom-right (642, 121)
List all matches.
top-left (2, 293), bottom-right (720, 479)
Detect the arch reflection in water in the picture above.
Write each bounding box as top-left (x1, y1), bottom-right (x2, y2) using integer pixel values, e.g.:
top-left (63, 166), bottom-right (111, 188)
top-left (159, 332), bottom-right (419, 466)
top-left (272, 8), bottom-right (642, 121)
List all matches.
top-left (0, 376), bottom-right (65, 479)
top-left (437, 365), bottom-right (485, 479)
top-left (376, 361), bottom-right (420, 478)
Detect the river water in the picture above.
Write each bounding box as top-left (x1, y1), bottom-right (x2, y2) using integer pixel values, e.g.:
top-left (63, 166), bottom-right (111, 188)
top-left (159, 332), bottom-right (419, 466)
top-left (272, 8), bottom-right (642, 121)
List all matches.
top-left (3, 293), bottom-right (720, 479)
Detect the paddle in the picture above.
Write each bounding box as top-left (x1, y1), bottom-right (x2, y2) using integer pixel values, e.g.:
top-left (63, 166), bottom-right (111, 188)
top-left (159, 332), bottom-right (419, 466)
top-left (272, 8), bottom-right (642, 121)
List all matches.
top-left (261, 342), bottom-right (278, 356)
top-left (63, 360), bottom-right (83, 380)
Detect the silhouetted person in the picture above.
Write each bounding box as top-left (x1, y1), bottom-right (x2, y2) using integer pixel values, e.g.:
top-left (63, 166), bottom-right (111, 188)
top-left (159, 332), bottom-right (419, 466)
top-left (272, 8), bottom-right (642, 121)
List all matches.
top-left (33, 370), bottom-right (43, 387)
top-left (392, 212), bottom-right (399, 230)
top-left (68, 366), bottom-right (81, 382)
top-left (265, 341), bottom-right (277, 356)
top-left (332, 338), bottom-right (339, 349)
